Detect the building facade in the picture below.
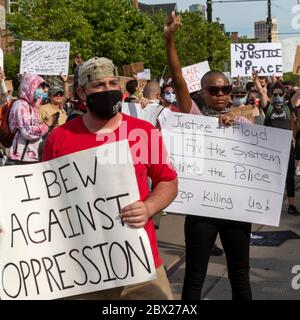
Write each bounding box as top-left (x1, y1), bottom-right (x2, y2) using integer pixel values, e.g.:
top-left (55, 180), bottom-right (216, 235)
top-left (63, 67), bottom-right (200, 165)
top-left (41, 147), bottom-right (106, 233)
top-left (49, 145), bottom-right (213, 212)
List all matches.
top-left (254, 18), bottom-right (279, 43)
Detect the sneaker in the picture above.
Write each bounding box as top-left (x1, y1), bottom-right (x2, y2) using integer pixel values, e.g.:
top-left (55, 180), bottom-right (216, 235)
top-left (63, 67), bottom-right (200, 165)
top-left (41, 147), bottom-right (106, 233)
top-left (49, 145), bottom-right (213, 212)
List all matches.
top-left (287, 205), bottom-right (300, 216)
top-left (210, 245), bottom-right (224, 256)
top-left (296, 167), bottom-right (300, 177)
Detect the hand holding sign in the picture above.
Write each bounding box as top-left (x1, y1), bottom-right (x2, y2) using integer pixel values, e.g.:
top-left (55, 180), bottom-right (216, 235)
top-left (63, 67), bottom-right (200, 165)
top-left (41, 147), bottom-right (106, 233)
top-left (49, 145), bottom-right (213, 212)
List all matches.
top-left (121, 201), bottom-right (150, 229)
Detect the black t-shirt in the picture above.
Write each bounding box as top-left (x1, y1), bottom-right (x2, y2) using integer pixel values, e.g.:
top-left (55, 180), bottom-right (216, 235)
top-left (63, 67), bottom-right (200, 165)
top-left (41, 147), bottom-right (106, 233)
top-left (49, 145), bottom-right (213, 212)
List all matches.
top-left (264, 102), bottom-right (292, 130)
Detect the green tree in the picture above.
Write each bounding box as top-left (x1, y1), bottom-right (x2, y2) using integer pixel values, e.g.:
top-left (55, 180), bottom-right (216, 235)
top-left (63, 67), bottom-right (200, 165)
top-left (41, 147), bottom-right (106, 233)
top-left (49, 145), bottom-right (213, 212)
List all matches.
top-left (6, 1), bottom-right (231, 79)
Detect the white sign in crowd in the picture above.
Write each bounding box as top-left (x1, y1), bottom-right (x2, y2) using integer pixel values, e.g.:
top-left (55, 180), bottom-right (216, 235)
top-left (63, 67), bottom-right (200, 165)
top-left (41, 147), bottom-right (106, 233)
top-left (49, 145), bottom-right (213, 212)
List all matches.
top-left (0, 141), bottom-right (155, 300)
top-left (162, 112), bottom-right (291, 227)
top-left (231, 43), bottom-right (283, 77)
top-left (182, 61), bottom-right (210, 93)
top-left (20, 41), bottom-right (70, 76)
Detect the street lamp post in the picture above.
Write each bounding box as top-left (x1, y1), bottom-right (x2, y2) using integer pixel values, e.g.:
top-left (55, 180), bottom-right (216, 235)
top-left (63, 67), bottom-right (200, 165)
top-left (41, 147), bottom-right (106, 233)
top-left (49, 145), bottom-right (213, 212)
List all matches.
top-left (266, 0), bottom-right (272, 42)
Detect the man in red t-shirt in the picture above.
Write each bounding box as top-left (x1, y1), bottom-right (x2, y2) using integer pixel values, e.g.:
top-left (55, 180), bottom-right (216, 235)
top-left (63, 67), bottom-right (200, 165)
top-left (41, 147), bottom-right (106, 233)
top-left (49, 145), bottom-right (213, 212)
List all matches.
top-left (43, 56), bottom-right (178, 300)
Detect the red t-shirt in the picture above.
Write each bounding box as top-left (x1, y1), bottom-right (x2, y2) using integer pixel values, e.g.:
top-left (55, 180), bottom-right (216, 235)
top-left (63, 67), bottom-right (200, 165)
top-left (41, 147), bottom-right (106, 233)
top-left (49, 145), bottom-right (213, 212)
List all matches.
top-left (42, 113), bottom-right (177, 268)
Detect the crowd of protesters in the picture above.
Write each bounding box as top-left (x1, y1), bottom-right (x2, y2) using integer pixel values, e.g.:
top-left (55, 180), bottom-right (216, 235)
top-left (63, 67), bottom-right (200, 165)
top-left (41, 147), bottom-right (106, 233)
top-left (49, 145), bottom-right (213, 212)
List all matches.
top-left (0, 11), bottom-right (299, 301)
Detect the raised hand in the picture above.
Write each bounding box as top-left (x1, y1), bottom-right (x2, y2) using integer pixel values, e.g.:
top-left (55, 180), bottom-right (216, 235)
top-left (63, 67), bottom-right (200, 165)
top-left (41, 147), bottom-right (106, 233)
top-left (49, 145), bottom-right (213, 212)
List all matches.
top-left (164, 11), bottom-right (181, 38)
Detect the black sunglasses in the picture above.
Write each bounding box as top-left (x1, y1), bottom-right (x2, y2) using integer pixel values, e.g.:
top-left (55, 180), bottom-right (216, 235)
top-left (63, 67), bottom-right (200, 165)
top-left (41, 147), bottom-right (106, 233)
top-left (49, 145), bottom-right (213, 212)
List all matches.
top-left (273, 93), bottom-right (284, 97)
top-left (53, 92), bottom-right (64, 97)
top-left (205, 85), bottom-right (233, 96)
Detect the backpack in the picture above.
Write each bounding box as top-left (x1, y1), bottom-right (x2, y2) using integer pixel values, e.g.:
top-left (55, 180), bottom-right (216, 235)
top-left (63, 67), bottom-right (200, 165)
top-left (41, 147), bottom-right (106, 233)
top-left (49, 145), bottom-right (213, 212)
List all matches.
top-left (0, 99), bottom-right (17, 148)
top-left (264, 104), bottom-right (291, 126)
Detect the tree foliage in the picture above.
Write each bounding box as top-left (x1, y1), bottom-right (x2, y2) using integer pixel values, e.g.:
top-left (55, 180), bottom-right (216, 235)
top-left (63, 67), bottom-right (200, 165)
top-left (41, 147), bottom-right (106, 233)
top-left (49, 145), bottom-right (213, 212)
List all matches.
top-left (6, 0), bottom-right (231, 81)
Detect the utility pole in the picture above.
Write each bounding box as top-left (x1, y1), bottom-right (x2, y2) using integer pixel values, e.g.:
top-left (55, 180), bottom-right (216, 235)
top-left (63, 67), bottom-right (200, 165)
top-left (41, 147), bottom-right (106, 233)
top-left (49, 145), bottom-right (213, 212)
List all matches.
top-left (207, 0), bottom-right (213, 23)
top-left (266, 0), bottom-right (272, 42)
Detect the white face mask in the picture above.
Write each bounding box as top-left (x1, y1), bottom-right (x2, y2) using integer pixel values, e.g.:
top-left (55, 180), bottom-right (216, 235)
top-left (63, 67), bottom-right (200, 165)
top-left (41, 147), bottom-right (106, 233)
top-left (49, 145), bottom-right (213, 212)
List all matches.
top-left (164, 92), bottom-right (176, 104)
top-left (232, 96), bottom-right (246, 106)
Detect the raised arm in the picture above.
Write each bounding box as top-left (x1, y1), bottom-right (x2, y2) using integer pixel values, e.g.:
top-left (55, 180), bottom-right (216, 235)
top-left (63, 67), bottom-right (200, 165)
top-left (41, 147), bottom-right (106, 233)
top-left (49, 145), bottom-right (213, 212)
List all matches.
top-left (253, 71), bottom-right (269, 108)
top-left (164, 12), bottom-right (192, 113)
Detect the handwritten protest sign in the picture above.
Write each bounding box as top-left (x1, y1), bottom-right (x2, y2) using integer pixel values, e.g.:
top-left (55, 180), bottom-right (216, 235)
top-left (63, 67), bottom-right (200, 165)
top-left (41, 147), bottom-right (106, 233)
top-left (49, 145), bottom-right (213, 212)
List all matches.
top-left (182, 61), bottom-right (210, 93)
top-left (20, 41), bottom-right (70, 76)
top-left (231, 43), bottom-right (283, 77)
top-left (162, 112), bottom-right (291, 226)
top-left (0, 141), bottom-right (155, 300)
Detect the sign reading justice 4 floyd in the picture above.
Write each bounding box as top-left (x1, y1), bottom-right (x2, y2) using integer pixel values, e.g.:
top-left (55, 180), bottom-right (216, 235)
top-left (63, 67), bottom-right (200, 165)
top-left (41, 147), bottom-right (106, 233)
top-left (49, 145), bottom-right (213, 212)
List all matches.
top-left (231, 43), bottom-right (283, 77)
top-left (20, 41), bottom-right (70, 76)
top-left (0, 140), bottom-right (155, 300)
top-left (162, 113), bottom-right (292, 227)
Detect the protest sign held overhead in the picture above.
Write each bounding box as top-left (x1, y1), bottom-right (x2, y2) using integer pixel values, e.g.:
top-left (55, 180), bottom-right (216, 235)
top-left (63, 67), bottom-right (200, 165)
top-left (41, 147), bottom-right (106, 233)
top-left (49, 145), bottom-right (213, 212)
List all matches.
top-left (182, 61), bottom-right (210, 93)
top-left (0, 140), bottom-right (155, 300)
top-left (20, 41), bottom-right (70, 76)
top-left (162, 112), bottom-right (291, 227)
top-left (231, 43), bottom-right (283, 77)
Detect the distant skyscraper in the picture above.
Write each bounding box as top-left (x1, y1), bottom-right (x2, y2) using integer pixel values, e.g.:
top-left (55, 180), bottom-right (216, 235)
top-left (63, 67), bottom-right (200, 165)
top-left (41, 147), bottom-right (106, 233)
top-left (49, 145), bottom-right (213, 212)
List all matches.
top-left (189, 4), bottom-right (206, 16)
top-left (254, 18), bottom-right (279, 42)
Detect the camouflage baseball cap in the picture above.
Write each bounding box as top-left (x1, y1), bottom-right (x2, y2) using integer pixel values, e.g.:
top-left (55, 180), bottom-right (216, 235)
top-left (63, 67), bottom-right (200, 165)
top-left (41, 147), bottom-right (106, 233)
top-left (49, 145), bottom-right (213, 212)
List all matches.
top-left (78, 57), bottom-right (118, 87)
top-left (49, 86), bottom-right (64, 95)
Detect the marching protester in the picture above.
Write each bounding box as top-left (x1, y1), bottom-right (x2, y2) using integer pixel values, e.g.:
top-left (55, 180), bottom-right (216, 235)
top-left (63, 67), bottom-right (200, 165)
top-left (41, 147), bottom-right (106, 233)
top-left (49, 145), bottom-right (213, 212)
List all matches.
top-left (42, 56), bottom-right (178, 300)
top-left (164, 12), bottom-right (252, 300)
top-left (254, 74), bottom-right (299, 216)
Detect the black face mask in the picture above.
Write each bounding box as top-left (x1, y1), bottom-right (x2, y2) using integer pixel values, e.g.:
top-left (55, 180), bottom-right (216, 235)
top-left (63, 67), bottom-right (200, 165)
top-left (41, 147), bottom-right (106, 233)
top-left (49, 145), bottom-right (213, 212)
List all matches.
top-left (86, 90), bottom-right (122, 119)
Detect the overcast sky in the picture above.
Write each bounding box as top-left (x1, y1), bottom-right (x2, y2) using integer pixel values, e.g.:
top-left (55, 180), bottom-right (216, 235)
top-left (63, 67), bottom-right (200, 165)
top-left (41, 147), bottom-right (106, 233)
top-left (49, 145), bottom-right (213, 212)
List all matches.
top-left (142, 0), bottom-right (300, 39)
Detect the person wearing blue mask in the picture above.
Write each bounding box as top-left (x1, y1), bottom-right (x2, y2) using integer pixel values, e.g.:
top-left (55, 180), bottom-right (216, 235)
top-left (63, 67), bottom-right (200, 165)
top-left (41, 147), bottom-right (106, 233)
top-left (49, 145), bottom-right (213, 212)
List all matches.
top-left (7, 74), bottom-right (55, 164)
top-left (255, 76), bottom-right (299, 216)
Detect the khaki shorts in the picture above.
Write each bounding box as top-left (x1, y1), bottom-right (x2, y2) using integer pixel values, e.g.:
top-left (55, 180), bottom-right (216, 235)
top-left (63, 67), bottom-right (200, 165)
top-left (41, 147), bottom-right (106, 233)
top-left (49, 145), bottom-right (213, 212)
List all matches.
top-left (65, 265), bottom-right (173, 300)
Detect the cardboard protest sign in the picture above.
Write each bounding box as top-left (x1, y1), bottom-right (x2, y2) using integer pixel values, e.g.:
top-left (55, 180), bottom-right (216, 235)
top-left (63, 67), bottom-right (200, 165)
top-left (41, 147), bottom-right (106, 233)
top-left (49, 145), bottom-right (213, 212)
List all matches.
top-left (137, 69), bottom-right (151, 80)
top-left (0, 140), bottom-right (155, 300)
top-left (231, 43), bottom-right (283, 77)
top-left (20, 41), bottom-right (70, 76)
top-left (293, 45), bottom-right (300, 75)
top-left (182, 61), bottom-right (210, 93)
top-left (122, 62), bottom-right (144, 77)
top-left (162, 112), bottom-right (292, 226)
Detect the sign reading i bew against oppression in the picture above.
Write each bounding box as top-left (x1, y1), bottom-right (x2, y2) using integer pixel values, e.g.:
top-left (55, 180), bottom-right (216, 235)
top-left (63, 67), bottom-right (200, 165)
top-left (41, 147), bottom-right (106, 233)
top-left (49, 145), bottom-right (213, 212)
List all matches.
top-left (231, 43), bottom-right (283, 77)
top-left (20, 41), bottom-right (70, 75)
top-left (0, 140), bottom-right (155, 300)
top-left (162, 113), bottom-right (292, 227)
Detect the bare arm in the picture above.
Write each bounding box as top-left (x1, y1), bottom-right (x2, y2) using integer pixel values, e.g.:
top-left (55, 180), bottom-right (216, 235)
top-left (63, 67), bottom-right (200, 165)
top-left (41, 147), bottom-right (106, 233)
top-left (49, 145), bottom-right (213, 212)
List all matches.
top-left (291, 89), bottom-right (300, 108)
top-left (253, 72), bottom-right (269, 108)
top-left (60, 73), bottom-right (69, 103)
top-left (121, 179), bottom-right (178, 228)
top-left (164, 12), bottom-right (192, 113)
